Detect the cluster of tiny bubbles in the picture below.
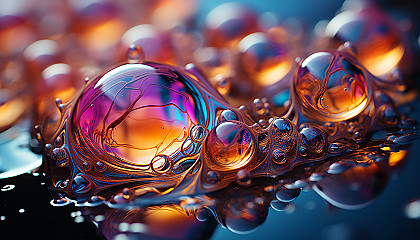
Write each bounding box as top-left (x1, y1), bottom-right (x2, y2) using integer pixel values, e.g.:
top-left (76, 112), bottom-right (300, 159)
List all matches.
top-left (70, 211), bottom-right (85, 223)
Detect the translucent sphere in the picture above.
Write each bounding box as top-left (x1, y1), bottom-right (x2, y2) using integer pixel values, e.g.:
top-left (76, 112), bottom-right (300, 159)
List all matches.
top-left (73, 63), bottom-right (204, 166)
top-left (204, 2), bottom-right (258, 48)
top-left (326, 8), bottom-right (404, 77)
top-left (204, 121), bottom-right (256, 171)
top-left (238, 32), bottom-right (293, 86)
top-left (294, 51), bottom-right (371, 121)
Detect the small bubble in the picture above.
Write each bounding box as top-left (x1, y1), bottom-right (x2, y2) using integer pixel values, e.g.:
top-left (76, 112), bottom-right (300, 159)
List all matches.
top-left (118, 222), bottom-right (130, 232)
top-left (94, 215), bottom-right (105, 222)
top-left (127, 44), bottom-right (144, 64)
top-left (18, 209), bottom-right (25, 213)
top-left (40, 182), bottom-right (45, 185)
top-left (70, 211), bottom-right (82, 218)
top-left (236, 169), bottom-right (252, 186)
top-left (32, 173), bottom-right (40, 177)
top-left (404, 199), bottom-right (420, 219)
top-left (1, 185), bottom-right (15, 191)
top-left (114, 234), bottom-right (130, 240)
top-left (270, 200), bottom-right (290, 211)
top-left (130, 223), bottom-right (147, 233)
top-left (74, 216), bottom-right (84, 223)
top-left (1, 216), bottom-right (5, 220)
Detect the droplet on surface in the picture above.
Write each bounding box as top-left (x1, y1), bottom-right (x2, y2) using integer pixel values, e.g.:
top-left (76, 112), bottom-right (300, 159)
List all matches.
top-left (294, 52), bottom-right (370, 121)
top-left (236, 169), bottom-right (252, 186)
top-left (204, 121), bottom-right (255, 171)
top-left (275, 187), bottom-right (301, 202)
top-left (126, 44), bottom-right (144, 64)
top-left (270, 200), bottom-right (290, 211)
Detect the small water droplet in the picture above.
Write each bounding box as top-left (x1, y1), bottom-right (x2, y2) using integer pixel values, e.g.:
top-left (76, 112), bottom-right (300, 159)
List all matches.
top-left (404, 199), bottom-right (420, 219)
top-left (127, 44), bottom-right (144, 63)
top-left (275, 187), bottom-right (301, 202)
top-left (18, 209), bottom-right (25, 213)
top-left (270, 200), bottom-right (290, 211)
top-left (236, 169), bottom-right (252, 186)
top-left (94, 215), bottom-right (105, 222)
top-left (206, 171), bottom-right (221, 184)
top-left (0, 216), bottom-right (5, 220)
top-left (195, 208), bottom-right (210, 222)
top-left (74, 216), bottom-right (84, 223)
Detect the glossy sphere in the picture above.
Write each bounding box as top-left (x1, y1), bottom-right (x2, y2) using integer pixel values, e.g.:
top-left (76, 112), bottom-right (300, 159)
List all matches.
top-left (238, 32), bottom-right (293, 86)
top-left (204, 2), bottom-right (259, 48)
top-left (326, 8), bottom-right (404, 77)
top-left (71, 1), bottom-right (126, 53)
top-left (0, 15), bottom-right (36, 57)
top-left (314, 158), bottom-right (389, 210)
top-left (74, 63), bottom-right (201, 166)
top-left (294, 51), bottom-right (370, 121)
top-left (204, 121), bottom-right (255, 171)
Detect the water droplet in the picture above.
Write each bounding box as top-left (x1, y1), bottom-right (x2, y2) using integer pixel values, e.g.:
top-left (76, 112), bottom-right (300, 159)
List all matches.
top-left (294, 51), bottom-right (370, 121)
top-left (18, 209), bottom-right (25, 213)
top-left (275, 187), bottom-right (301, 202)
top-left (236, 169), bottom-right (252, 186)
top-left (253, 98), bottom-right (265, 115)
top-left (70, 211), bottom-right (82, 218)
top-left (74, 216), bottom-right (84, 223)
top-left (270, 200), bottom-right (290, 211)
top-left (151, 155), bottom-right (172, 174)
top-left (327, 161), bottom-right (352, 174)
top-left (195, 207), bottom-right (210, 222)
top-left (71, 174), bottom-right (93, 195)
top-left (404, 199), bottom-right (420, 219)
top-left (271, 118), bottom-right (293, 139)
top-left (328, 142), bottom-right (349, 154)
top-left (204, 121), bottom-right (255, 171)
top-left (206, 171), bottom-right (221, 184)
top-left (130, 223), bottom-right (147, 233)
top-left (95, 161), bottom-right (106, 172)
top-left (94, 215), bottom-right (105, 222)
top-left (218, 109), bottom-right (239, 123)
top-left (0, 216), bottom-right (5, 220)
top-left (52, 148), bottom-right (69, 167)
top-left (309, 172), bottom-right (324, 182)
top-left (127, 44), bottom-right (144, 63)
top-left (300, 127), bottom-right (326, 156)
top-left (190, 124), bottom-right (208, 142)
top-left (1, 185), bottom-right (15, 191)
top-left (272, 148), bottom-right (287, 165)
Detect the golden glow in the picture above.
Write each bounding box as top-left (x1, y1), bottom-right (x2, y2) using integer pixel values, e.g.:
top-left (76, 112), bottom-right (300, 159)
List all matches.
top-left (0, 97), bottom-right (28, 130)
top-left (80, 19), bottom-right (125, 51)
top-left (361, 44), bottom-right (405, 77)
top-left (389, 150), bottom-right (407, 167)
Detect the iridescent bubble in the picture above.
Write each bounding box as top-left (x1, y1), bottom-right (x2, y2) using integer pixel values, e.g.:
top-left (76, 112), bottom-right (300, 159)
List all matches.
top-left (74, 63), bottom-right (199, 166)
top-left (204, 2), bottom-right (259, 48)
top-left (204, 121), bottom-right (256, 171)
top-left (294, 51), bottom-right (371, 121)
top-left (326, 7), bottom-right (405, 77)
top-left (238, 32), bottom-right (293, 86)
